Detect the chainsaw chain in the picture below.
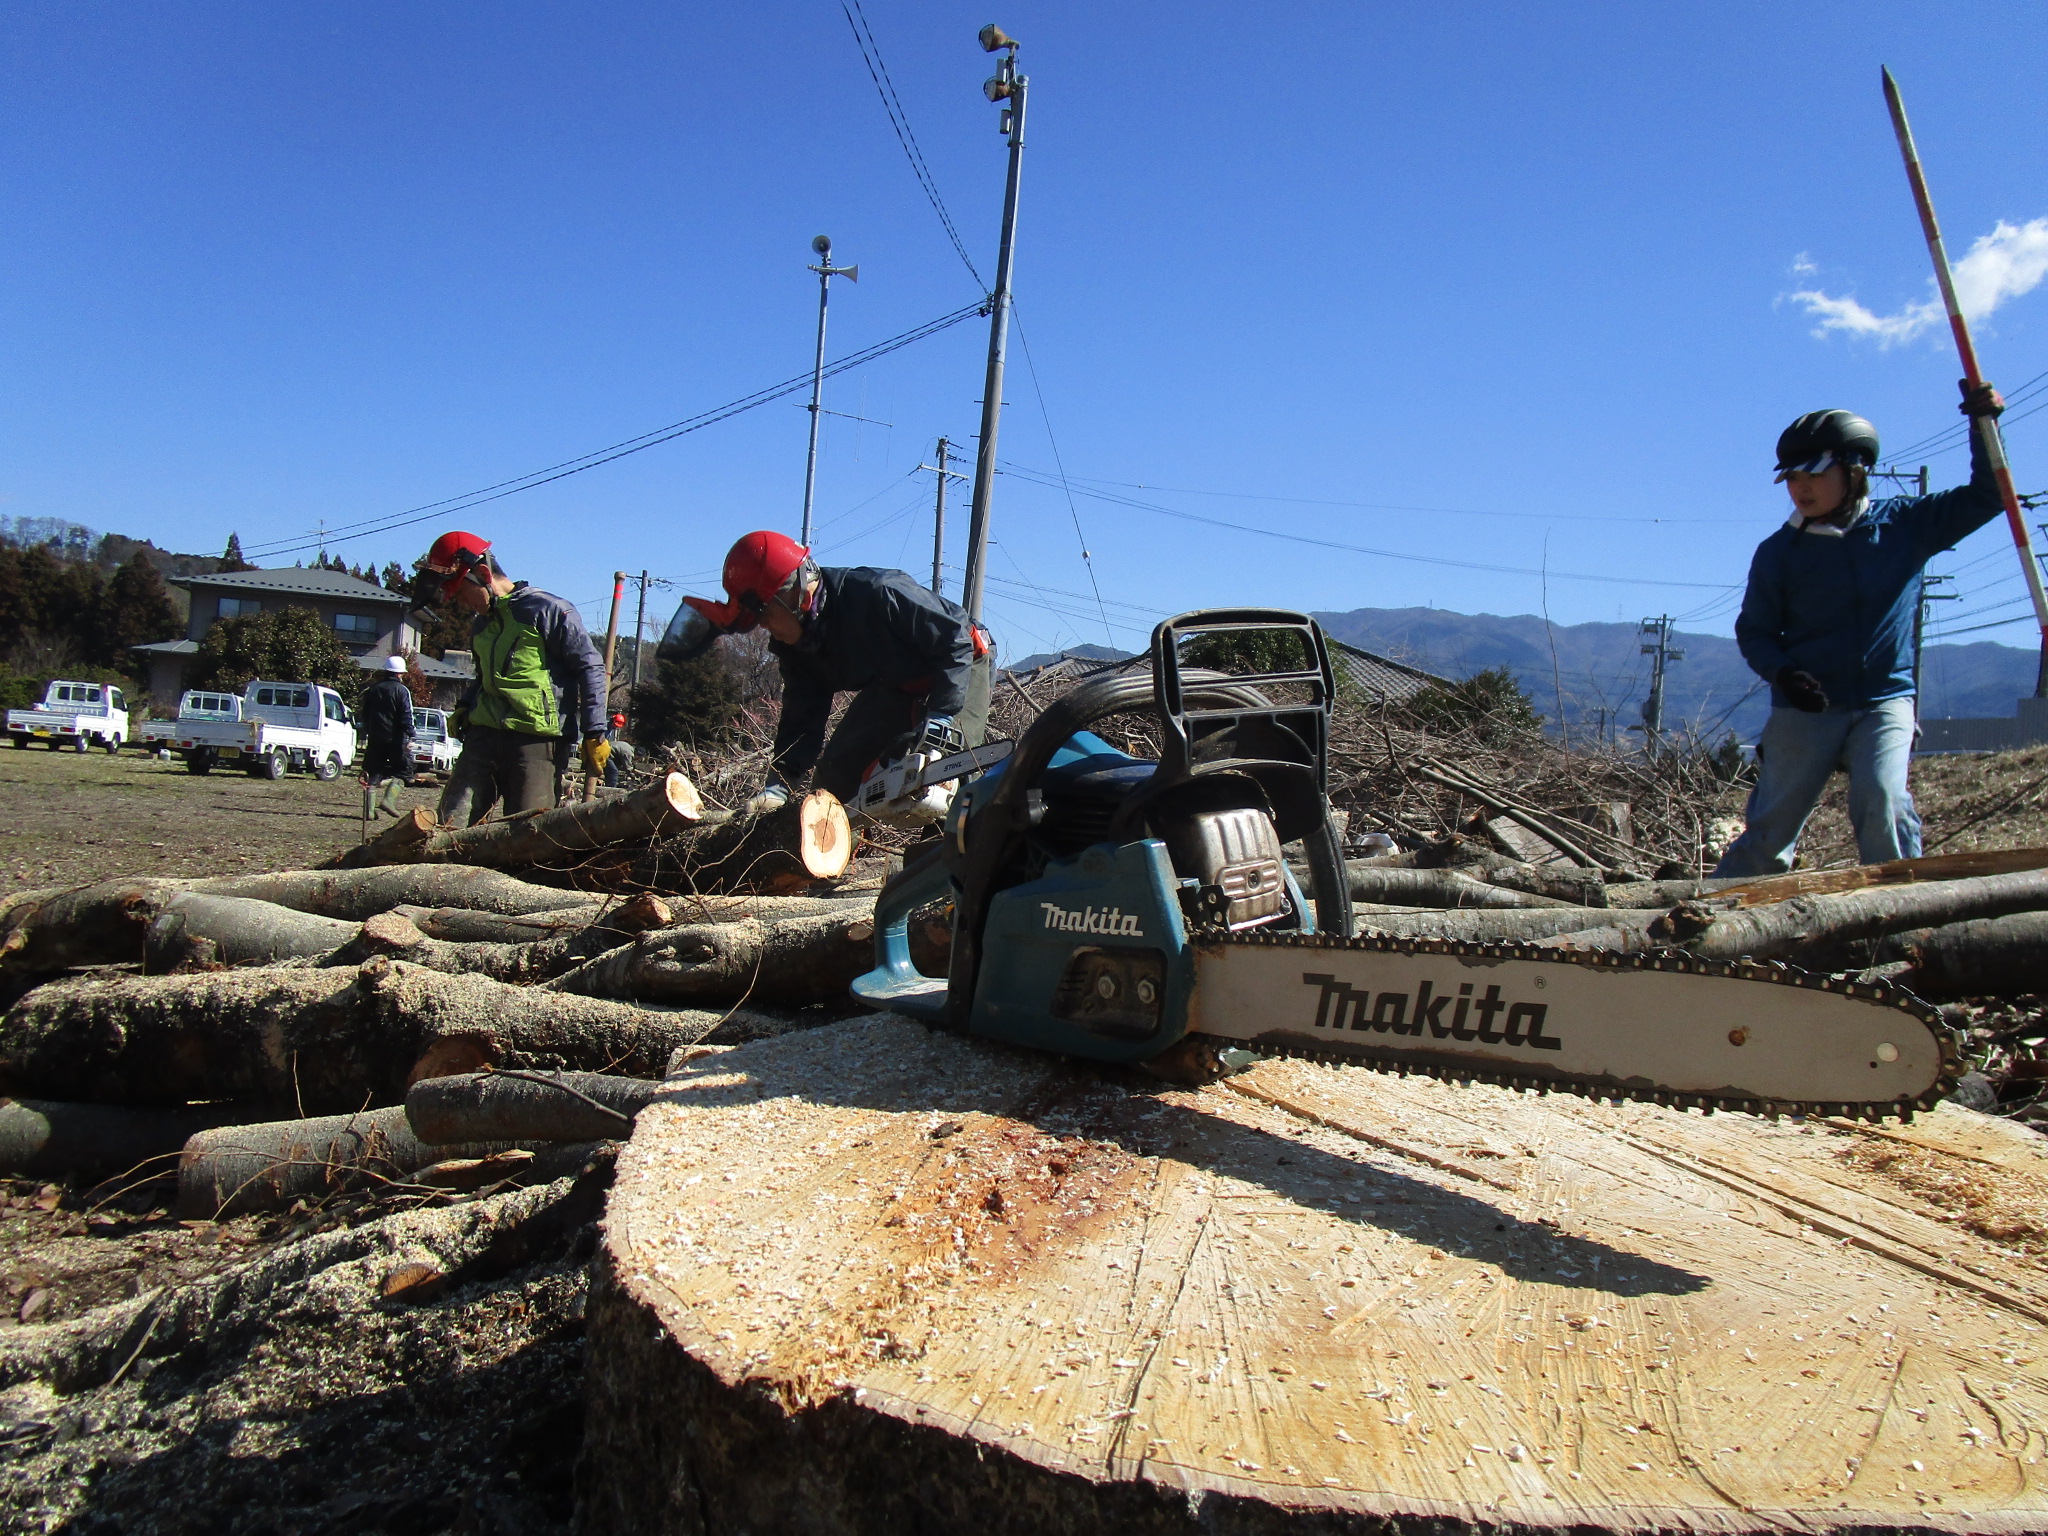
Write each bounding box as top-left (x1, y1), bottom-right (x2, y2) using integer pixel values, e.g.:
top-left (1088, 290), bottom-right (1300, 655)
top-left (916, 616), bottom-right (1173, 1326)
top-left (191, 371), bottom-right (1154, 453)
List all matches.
top-left (1190, 928), bottom-right (1965, 1123)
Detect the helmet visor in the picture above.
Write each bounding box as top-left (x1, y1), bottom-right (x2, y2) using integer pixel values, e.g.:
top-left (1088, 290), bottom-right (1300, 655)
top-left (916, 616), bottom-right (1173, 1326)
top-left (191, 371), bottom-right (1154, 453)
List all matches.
top-left (1774, 451), bottom-right (1837, 483)
top-left (659, 600), bottom-right (726, 662)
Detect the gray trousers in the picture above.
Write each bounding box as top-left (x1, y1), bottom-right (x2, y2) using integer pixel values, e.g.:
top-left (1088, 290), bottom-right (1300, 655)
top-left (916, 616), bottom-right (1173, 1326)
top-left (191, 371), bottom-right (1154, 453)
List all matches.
top-left (809, 656), bottom-right (992, 802)
top-left (438, 725), bottom-right (560, 827)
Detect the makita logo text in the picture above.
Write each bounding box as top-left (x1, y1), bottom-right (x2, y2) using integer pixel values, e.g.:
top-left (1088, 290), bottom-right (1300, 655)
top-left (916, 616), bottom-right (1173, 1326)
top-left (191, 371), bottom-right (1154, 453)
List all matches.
top-left (1041, 902), bottom-right (1145, 937)
top-left (1301, 972), bottom-right (1561, 1051)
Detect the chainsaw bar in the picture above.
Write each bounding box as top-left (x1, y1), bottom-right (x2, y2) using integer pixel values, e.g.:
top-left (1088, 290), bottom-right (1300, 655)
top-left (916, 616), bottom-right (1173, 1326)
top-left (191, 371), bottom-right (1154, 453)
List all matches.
top-left (1187, 930), bottom-right (1962, 1121)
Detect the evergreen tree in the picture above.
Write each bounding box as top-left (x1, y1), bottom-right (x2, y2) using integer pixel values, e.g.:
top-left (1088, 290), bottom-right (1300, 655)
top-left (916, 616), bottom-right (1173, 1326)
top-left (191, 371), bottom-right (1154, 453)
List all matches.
top-left (630, 648), bottom-right (740, 752)
top-left (381, 561), bottom-right (408, 593)
top-left (220, 533), bottom-right (254, 573)
top-left (97, 553), bottom-right (181, 662)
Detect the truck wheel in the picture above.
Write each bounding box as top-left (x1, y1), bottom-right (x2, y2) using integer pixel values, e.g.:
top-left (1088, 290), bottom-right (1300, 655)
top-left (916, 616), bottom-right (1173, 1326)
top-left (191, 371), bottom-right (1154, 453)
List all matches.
top-left (105, 736), bottom-right (121, 755)
top-left (187, 751), bottom-right (213, 775)
top-left (314, 752), bottom-right (342, 781)
top-left (74, 737), bottom-right (89, 753)
top-left (8, 735), bottom-right (22, 748)
top-left (44, 737), bottom-right (62, 750)
top-left (260, 747), bottom-right (289, 780)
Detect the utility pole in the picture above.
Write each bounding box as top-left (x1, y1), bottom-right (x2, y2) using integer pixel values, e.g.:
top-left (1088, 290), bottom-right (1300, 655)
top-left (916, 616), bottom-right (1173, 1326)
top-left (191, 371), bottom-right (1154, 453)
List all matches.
top-left (1914, 573), bottom-right (1959, 711)
top-left (1638, 615), bottom-right (1684, 758)
top-left (917, 437), bottom-right (970, 597)
top-left (800, 235), bottom-right (858, 548)
top-left (960, 23), bottom-right (1025, 624)
top-left (629, 568), bottom-right (649, 706)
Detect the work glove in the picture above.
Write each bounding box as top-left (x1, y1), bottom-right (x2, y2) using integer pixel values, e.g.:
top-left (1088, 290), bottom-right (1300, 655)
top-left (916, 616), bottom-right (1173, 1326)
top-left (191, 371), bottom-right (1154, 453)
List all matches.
top-left (918, 715), bottom-right (965, 757)
top-left (1776, 667), bottom-right (1830, 714)
top-left (580, 734), bottom-right (611, 775)
top-left (447, 707), bottom-right (469, 741)
top-left (1959, 379), bottom-right (2006, 418)
top-left (745, 780), bottom-right (791, 817)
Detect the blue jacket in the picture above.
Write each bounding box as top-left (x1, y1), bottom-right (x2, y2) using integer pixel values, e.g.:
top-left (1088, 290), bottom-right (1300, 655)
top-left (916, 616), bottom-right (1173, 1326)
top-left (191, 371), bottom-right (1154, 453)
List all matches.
top-left (1735, 432), bottom-right (2001, 709)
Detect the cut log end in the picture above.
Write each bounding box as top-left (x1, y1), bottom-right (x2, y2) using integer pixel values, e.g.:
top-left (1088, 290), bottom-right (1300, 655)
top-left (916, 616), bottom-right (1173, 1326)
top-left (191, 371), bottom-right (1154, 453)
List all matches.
top-left (799, 790), bottom-right (852, 879)
top-left (661, 771), bottom-right (704, 825)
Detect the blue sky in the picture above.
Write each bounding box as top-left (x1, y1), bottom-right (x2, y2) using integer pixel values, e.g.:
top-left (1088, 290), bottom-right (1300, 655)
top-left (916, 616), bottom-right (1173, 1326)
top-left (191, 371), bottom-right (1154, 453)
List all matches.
top-left (5, 2), bottom-right (2046, 663)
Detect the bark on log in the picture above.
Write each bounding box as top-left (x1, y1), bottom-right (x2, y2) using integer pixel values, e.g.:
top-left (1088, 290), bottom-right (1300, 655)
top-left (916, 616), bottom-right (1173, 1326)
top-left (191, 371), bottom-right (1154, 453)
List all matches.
top-left (1601, 877), bottom-right (1748, 909)
top-left (1710, 845), bottom-right (2048, 910)
top-left (0, 878), bottom-right (185, 978)
top-left (1668, 867), bottom-right (2048, 962)
top-left (0, 960), bottom-right (741, 1112)
top-left (1338, 865), bottom-right (1569, 910)
top-left (406, 1069), bottom-right (662, 1145)
top-left (144, 891), bottom-right (358, 972)
top-left (583, 1015), bottom-right (2048, 1535)
top-left (368, 771), bottom-right (707, 870)
top-left (0, 1098), bottom-right (235, 1180)
top-left (1356, 906), bottom-right (1656, 943)
top-left (386, 899), bottom-right (672, 944)
top-left (186, 865), bottom-right (592, 919)
top-left (626, 790), bottom-right (853, 894)
top-left (1470, 860), bottom-right (1608, 908)
top-left (1871, 911), bottom-right (2048, 998)
top-left (545, 909), bottom-right (876, 1007)
top-left (176, 1104), bottom-right (527, 1218)
top-left (303, 899), bottom-right (691, 986)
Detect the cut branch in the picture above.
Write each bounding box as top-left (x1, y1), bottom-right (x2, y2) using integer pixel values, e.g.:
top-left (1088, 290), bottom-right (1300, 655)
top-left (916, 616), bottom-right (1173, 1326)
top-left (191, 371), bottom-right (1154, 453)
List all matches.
top-left (544, 909), bottom-right (875, 1007)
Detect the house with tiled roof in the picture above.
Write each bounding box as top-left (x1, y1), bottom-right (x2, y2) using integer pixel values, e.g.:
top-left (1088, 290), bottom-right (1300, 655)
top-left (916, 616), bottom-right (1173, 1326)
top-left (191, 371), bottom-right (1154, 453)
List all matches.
top-left (132, 566), bottom-right (475, 706)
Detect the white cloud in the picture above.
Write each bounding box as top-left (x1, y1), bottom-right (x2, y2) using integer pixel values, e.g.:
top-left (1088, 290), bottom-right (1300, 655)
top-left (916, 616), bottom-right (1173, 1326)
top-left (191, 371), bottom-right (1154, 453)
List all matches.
top-left (1788, 218), bottom-right (2048, 347)
top-left (1790, 252), bottom-right (1817, 276)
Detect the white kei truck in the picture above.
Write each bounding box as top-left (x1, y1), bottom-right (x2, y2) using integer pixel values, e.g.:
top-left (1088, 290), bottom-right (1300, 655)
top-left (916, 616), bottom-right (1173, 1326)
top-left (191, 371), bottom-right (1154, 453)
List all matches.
top-left (159, 681), bottom-right (359, 780)
top-left (408, 707), bottom-right (463, 776)
top-left (5, 681), bottom-right (129, 752)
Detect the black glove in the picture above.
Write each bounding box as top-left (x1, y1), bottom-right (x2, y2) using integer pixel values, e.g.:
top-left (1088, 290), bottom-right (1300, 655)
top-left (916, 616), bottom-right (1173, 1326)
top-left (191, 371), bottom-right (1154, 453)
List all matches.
top-left (1776, 667), bottom-right (1829, 714)
top-left (1960, 379), bottom-right (2005, 418)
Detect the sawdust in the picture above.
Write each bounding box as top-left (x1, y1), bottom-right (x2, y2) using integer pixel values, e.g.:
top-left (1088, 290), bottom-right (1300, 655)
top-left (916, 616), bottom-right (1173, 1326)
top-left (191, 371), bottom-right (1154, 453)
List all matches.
top-left (1835, 1136), bottom-right (2048, 1259)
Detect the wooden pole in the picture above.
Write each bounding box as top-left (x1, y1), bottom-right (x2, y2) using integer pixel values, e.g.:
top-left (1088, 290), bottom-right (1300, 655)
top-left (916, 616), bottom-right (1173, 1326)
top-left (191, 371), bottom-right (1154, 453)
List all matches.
top-left (587, 572), bottom-right (626, 801)
top-left (1882, 67), bottom-right (2048, 696)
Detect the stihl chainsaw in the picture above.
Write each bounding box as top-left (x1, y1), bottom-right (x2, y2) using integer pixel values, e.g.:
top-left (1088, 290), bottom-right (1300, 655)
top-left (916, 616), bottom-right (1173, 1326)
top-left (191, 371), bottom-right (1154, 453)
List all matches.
top-left (853, 609), bottom-right (1960, 1119)
top-left (846, 738), bottom-right (1015, 828)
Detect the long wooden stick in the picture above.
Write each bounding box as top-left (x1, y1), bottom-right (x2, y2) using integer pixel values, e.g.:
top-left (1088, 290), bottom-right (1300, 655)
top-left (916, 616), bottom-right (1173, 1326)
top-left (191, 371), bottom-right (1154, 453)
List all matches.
top-left (587, 571), bottom-right (627, 801)
top-left (1882, 67), bottom-right (2048, 696)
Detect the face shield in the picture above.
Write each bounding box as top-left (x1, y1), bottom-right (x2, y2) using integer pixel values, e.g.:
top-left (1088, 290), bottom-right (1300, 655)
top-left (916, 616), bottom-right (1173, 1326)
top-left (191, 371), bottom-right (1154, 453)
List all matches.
top-left (659, 596), bottom-right (744, 664)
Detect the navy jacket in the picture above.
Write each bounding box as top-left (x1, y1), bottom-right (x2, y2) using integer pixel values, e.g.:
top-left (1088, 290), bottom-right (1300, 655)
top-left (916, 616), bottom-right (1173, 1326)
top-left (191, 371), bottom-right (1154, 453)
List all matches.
top-left (1735, 432), bottom-right (2001, 709)
top-left (770, 566), bottom-right (982, 783)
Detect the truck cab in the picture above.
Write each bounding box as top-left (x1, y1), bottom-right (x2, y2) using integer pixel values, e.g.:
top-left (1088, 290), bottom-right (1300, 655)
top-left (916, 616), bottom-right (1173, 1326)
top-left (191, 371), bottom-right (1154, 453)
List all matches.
top-left (167, 681), bottom-right (358, 779)
top-left (6, 681), bottom-right (128, 753)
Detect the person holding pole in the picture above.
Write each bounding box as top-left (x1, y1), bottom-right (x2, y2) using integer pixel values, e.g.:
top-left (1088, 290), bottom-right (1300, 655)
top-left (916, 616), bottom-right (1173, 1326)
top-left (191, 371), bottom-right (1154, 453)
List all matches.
top-left (1713, 382), bottom-right (2006, 877)
top-left (408, 532), bottom-right (609, 826)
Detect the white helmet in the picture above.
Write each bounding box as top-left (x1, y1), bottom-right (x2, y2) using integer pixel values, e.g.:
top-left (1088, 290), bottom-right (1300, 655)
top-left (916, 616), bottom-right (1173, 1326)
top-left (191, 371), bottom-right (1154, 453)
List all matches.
top-left (382, 654), bottom-right (408, 672)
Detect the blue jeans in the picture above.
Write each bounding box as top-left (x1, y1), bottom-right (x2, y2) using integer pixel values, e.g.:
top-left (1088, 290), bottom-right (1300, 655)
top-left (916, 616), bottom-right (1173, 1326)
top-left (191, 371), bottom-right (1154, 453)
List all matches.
top-left (1712, 698), bottom-right (1921, 877)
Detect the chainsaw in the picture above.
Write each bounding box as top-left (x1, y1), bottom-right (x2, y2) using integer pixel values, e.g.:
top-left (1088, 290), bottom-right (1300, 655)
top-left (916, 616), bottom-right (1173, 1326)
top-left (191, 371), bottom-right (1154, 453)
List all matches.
top-left (846, 738), bottom-right (1016, 828)
top-left (853, 609), bottom-right (1960, 1119)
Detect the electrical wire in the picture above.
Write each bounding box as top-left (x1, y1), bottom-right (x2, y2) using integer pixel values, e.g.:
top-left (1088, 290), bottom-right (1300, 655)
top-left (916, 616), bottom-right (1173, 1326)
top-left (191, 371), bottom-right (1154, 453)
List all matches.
top-left (838, 0), bottom-right (985, 290)
top-left (245, 301), bottom-right (988, 561)
top-left (1010, 307), bottom-right (1113, 644)
top-left (995, 466), bottom-right (1741, 591)
top-left (1880, 365), bottom-right (2048, 463)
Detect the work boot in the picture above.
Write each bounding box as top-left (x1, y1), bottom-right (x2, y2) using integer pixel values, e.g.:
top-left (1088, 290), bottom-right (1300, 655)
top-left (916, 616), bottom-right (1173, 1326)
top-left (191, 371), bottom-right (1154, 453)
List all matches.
top-left (361, 785), bottom-right (379, 826)
top-left (379, 777), bottom-right (406, 816)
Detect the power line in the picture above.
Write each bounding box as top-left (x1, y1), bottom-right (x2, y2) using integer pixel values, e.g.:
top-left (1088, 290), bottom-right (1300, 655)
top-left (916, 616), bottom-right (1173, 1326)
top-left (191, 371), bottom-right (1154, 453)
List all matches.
top-left (1882, 364), bottom-right (2048, 462)
top-left (246, 300), bottom-right (988, 561)
top-left (838, 0), bottom-right (985, 289)
top-left (1011, 307), bottom-right (1113, 644)
top-left (995, 466), bottom-right (1742, 591)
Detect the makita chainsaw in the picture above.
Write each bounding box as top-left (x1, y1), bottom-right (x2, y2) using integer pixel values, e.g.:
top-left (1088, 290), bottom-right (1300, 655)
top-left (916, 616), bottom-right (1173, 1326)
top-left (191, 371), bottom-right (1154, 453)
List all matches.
top-left (853, 609), bottom-right (1959, 1119)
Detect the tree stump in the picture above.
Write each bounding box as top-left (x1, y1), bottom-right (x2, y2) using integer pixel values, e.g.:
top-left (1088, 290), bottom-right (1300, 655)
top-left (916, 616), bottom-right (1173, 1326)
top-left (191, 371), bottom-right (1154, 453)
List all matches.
top-left (584, 1015), bottom-right (2048, 1534)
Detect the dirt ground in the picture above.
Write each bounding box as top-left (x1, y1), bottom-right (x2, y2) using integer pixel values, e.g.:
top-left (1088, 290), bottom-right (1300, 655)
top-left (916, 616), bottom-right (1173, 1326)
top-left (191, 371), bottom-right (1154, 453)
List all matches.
top-left (1752, 741), bottom-right (2048, 868)
top-left (0, 744), bottom-right (443, 889)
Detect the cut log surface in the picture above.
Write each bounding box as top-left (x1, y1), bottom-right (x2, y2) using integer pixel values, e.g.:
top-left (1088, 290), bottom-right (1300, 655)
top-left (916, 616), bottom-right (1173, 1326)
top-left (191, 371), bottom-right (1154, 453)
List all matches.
top-left (585, 1015), bottom-right (2048, 1535)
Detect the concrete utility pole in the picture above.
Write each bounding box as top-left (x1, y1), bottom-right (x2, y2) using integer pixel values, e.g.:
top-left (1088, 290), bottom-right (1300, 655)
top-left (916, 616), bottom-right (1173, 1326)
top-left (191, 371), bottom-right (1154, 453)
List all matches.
top-left (1913, 573), bottom-right (1958, 711)
top-left (960, 23), bottom-right (1026, 624)
top-left (800, 235), bottom-right (858, 548)
top-left (918, 437), bottom-right (970, 597)
top-left (630, 569), bottom-right (649, 704)
top-left (1639, 615), bottom-right (1684, 757)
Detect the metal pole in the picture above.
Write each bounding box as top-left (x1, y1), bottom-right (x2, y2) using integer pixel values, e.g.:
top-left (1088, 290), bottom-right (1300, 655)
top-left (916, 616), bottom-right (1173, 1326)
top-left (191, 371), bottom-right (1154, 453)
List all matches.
top-left (1883, 68), bottom-right (2048, 696)
top-left (961, 34), bottom-right (1026, 624)
top-left (584, 572), bottom-right (625, 802)
top-left (932, 438), bottom-right (949, 596)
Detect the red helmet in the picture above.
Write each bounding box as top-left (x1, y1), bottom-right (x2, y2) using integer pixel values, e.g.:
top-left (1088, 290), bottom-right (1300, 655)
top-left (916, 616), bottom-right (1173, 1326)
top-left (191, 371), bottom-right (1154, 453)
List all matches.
top-left (610, 712), bottom-right (626, 728)
top-left (412, 531), bottom-right (493, 605)
top-left (722, 531), bottom-right (815, 620)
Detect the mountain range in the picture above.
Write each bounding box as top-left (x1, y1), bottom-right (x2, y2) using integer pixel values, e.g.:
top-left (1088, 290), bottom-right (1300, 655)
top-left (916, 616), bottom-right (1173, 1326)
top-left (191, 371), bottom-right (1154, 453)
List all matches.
top-left (1008, 613), bottom-right (2038, 744)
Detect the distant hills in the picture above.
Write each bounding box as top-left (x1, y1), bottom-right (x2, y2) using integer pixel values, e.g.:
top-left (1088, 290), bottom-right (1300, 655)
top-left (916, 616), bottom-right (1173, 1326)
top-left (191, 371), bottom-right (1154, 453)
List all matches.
top-left (1311, 606), bottom-right (2038, 742)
